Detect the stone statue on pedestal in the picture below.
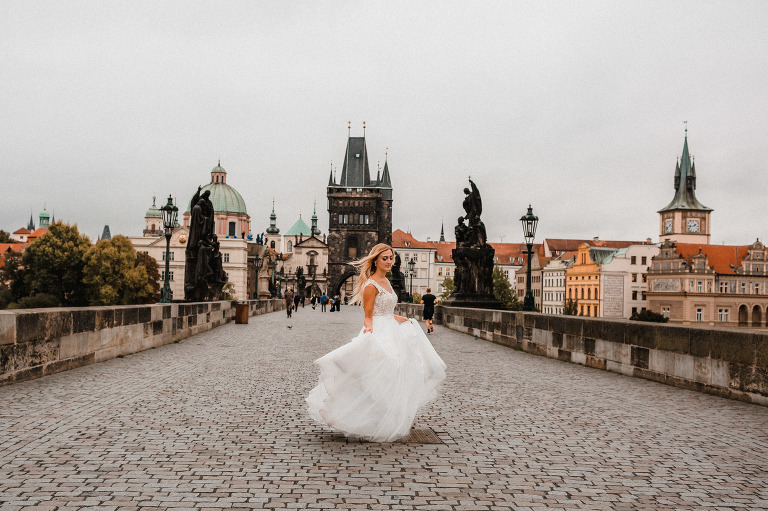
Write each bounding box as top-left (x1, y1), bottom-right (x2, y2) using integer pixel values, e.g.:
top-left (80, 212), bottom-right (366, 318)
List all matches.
top-left (445, 178), bottom-right (502, 309)
top-left (184, 186), bottom-right (229, 301)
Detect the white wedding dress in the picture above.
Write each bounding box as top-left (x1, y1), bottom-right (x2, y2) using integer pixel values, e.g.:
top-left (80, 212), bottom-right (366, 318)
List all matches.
top-left (307, 279), bottom-right (447, 442)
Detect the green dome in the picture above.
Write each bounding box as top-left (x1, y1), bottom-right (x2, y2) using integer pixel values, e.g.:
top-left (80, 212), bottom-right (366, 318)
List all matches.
top-left (39, 209), bottom-right (50, 219)
top-left (187, 183), bottom-right (248, 215)
top-left (145, 204), bottom-right (161, 218)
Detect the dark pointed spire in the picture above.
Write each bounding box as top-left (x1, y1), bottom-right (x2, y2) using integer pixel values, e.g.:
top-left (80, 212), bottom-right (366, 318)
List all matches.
top-left (266, 198), bottom-right (280, 235)
top-left (27, 213), bottom-right (35, 231)
top-left (658, 128), bottom-right (711, 213)
top-left (440, 221), bottom-right (445, 242)
top-left (328, 161), bottom-right (335, 186)
top-left (311, 199), bottom-right (320, 236)
top-left (339, 128), bottom-right (372, 187)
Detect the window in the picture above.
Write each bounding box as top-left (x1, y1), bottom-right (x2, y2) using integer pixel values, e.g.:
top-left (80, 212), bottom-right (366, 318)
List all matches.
top-left (229, 222), bottom-right (236, 237)
top-left (161, 270), bottom-right (174, 281)
top-left (641, 291), bottom-right (646, 300)
top-left (642, 274), bottom-right (647, 283)
top-left (632, 291), bottom-right (638, 300)
top-left (438, 267), bottom-right (443, 276)
top-left (270, 240), bottom-right (275, 249)
top-left (631, 256), bottom-right (637, 264)
top-left (696, 308), bottom-right (703, 322)
top-left (697, 281), bottom-right (703, 293)
top-left (632, 307), bottom-right (638, 316)
top-left (755, 283), bottom-right (761, 294)
top-left (223, 253), bottom-right (230, 263)
top-left (287, 241), bottom-right (293, 252)
top-left (446, 268), bottom-right (451, 276)
top-left (632, 274), bottom-right (637, 282)
top-left (162, 251), bottom-right (175, 261)
top-left (741, 282), bottom-right (746, 293)
top-left (719, 281), bottom-right (728, 293)
top-left (504, 270), bottom-right (509, 278)
top-left (641, 256), bottom-right (647, 265)
top-left (718, 308), bottom-right (730, 322)
top-left (662, 307), bottom-right (670, 318)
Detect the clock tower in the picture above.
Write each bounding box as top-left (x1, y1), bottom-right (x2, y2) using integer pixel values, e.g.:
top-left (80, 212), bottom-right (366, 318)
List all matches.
top-left (658, 130), bottom-right (712, 244)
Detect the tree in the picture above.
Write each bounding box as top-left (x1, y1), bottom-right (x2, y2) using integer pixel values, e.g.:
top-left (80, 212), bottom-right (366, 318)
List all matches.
top-left (493, 266), bottom-right (522, 310)
top-left (219, 281), bottom-right (236, 300)
top-left (0, 230), bottom-right (13, 243)
top-left (411, 291), bottom-right (422, 304)
top-left (83, 235), bottom-right (155, 305)
top-left (0, 251), bottom-right (28, 306)
top-left (630, 309), bottom-right (669, 323)
top-left (563, 298), bottom-right (579, 315)
top-left (22, 222), bottom-right (91, 306)
top-left (135, 251), bottom-right (161, 303)
top-left (440, 277), bottom-right (455, 301)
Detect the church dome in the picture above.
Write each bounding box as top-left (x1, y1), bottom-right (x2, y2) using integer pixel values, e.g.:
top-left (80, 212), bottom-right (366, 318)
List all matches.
top-left (39, 209), bottom-right (50, 219)
top-left (186, 163), bottom-right (248, 215)
top-left (145, 197), bottom-right (162, 218)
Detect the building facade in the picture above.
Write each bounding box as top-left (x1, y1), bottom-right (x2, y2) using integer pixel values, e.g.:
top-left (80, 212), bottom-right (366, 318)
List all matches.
top-left (182, 162), bottom-right (251, 239)
top-left (326, 131), bottom-right (393, 296)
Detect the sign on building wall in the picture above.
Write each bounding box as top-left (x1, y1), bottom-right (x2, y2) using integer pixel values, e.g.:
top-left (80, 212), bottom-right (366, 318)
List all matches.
top-left (602, 275), bottom-right (624, 317)
top-left (652, 279), bottom-right (680, 292)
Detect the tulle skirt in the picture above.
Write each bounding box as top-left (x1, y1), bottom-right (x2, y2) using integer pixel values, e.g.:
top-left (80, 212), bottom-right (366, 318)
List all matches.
top-left (307, 316), bottom-right (447, 442)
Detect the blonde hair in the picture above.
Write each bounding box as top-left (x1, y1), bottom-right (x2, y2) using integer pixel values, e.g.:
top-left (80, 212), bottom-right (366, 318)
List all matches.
top-left (349, 243), bottom-right (394, 304)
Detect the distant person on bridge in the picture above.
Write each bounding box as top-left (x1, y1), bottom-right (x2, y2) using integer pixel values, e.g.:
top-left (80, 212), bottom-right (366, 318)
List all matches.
top-left (284, 288), bottom-right (294, 319)
top-left (307, 243), bottom-right (447, 442)
top-left (421, 288), bottom-right (437, 334)
top-left (320, 293), bottom-right (328, 312)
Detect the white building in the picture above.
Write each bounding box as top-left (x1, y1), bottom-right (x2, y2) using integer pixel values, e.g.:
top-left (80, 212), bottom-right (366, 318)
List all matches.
top-left (598, 244), bottom-right (660, 318)
top-left (542, 256), bottom-right (574, 315)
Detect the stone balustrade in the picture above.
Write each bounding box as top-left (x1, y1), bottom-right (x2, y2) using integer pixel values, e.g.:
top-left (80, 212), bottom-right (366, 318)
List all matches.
top-left (0, 299), bottom-right (283, 386)
top-left (396, 303), bottom-right (768, 406)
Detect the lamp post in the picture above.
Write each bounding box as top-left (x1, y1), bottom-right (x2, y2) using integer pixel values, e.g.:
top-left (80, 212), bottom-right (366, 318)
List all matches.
top-left (520, 204), bottom-right (538, 311)
top-left (252, 249), bottom-right (261, 299)
top-left (159, 194), bottom-right (179, 303)
top-left (408, 256), bottom-right (416, 302)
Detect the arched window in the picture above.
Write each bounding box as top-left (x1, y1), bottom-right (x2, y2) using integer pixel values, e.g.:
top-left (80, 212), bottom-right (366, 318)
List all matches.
top-left (588, 288), bottom-right (591, 299)
top-left (580, 288), bottom-right (584, 299)
top-left (151, 223), bottom-right (155, 231)
top-left (287, 241), bottom-right (293, 252)
top-left (270, 240), bottom-right (275, 249)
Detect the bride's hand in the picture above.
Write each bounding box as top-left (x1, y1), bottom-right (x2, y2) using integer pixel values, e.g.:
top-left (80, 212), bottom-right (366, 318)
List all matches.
top-left (363, 326), bottom-right (373, 334)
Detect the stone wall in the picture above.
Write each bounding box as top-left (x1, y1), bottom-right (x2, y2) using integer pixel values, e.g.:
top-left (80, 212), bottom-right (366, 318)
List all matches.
top-left (0, 299), bottom-right (283, 386)
top-left (396, 303), bottom-right (768, 406)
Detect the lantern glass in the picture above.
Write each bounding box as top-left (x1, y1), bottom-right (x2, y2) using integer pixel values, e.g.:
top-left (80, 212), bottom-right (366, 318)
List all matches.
top-left (520, 205), bottom-right (538, 245)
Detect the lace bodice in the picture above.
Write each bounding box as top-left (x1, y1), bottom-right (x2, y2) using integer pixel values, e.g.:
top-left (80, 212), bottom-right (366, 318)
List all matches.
top-left (364, 279), bottom-right (398, 317)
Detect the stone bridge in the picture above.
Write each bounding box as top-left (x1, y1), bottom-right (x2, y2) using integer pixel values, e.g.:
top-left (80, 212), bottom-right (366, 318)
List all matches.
top-left (1, 305), bottom-right (767, 510)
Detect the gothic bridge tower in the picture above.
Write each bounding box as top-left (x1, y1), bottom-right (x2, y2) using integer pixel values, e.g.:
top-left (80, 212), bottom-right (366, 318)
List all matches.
top-left (327, 125), bottom-right (393, 296)
top-left (658, 128), bottom-right (713, 244)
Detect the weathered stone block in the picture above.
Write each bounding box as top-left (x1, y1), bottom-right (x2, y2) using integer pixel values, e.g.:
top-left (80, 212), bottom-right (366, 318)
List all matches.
top-left (0, 312), bottom-right (15, 346)
top-left (674, 353), bottom-right (695, 380)
top-left (16, 311), bottom-right (71, 344)
top-left (694, 356), bottom-right (711, 385)
top-left (152, 320), bottom-right (163, 336)
top-left (60, 332), bottom-right (90, 359)
top-left (95, 308), bottom-right (115, 329)
top-left (27, 337), bottom-right (60, 367)
top-left (613, 343), bottom-right (631, 364)
top-left (582, 319), bottom-right (603, 340)
top-left (563, 317), bottom-right (582, 336)
top-left (138, 307), bottom-right (151, 324)
top-left (585, 355), bottom-right (607, 370)
top-left (631, 346), bottom-right (649, 369)
top-left (754, 333), bottom-right (768, 370)
top-left (552, 331), bottom-right (563, 349)
top-left (571, 352), bottom-right (586, 365)
top-left (548, 315), bottom-right (564, 334)
top-left (607, 360), bottom-right (633, 376)
top-left (0, 343), bottom-right (28, 373)
top-left (72, 310), bottom-right (96, 334)
top-left (711, 359), bottom-right (729, 388)
top-left (712, 331), bottom-right (756, 365)
top-left (649, 349), bottom-right (675, 375)
top-left (557, 349), bottom-right (571, 362)
top-left (689, 328), bottom-right (714, 358)
top-left (564, 334), bottom-right (583, 353)
top-left (626, 323), bottom-right (655, 349)
top-left (594, 339), bottom-right (612, 360)
top-left (533, 315), bottom-right (548, 331)
top-left (601, 321), bottom-right (626, 344)
top-left (532, 329), bottom-right (552, 346)
top-left (583, 337), bottom-right (595, 356)
top-left (655, 325), bottom-right (690, 354)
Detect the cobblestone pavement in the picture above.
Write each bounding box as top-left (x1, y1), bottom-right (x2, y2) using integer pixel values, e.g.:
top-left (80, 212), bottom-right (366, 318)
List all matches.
top-left (2, 306), bottom-right (768, 511)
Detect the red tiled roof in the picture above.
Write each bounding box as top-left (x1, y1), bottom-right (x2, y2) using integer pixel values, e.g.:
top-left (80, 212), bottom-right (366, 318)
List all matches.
top-left (0, 243), bottom-right (26, 265)
top-left (672, 243), bottom-right (751, 275)
top-left (392, 229), bottom-right (435, 249)
top-left (28, 228), bottom-right (48, 239)
top-left (13, 228), bottom-right (31, 235)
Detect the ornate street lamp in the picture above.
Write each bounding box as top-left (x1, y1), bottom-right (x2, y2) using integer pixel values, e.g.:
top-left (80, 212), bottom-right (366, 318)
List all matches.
top-left (408, 256), bottom-right (416, 302)
top-left (520, 205), bottom-right (538, 311)
top-left (159, 195), bottom-right (178, 303)
top-left (252, 249), bottom-right (261, 299)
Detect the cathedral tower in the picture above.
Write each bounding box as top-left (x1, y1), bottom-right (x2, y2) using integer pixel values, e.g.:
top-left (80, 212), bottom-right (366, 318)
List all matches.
top-left (326, 125), bottom-right (393, 296)
top-left (658, 130), bottom-right (712, 244)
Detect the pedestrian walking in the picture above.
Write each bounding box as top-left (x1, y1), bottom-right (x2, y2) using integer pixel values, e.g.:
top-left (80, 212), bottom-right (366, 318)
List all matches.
top-left (284, 288), bottom-right (294, 318)
top-left (311, 295), bottom-right (317, 310)
top-left (293, 292), bottom-right (300, 312)
top-left (320, 293), bottom-right (328, 312)
top-left (421, 288), bottom-right (437, 334)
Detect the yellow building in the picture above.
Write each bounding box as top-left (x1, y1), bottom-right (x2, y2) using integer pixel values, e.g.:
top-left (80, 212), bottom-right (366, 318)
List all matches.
top-left (566, 244), bottom-right (601, 317)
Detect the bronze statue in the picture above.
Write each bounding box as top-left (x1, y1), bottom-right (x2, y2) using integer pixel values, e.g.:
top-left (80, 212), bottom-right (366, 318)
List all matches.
top-left (184, 187), bottom-right (228, 301)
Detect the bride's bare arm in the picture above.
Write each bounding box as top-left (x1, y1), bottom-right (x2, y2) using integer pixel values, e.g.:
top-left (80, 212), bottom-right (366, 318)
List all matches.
top-left (362, 285), bottom-right (377, 333)
top-left (394, 314), bottom-right (408, 323)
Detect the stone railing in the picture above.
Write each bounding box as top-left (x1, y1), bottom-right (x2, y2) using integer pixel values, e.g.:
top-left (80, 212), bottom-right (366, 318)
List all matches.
top-left (396, 303), bottom-right (768, 406)
top-left (0, 299), bottom-right (283, 386)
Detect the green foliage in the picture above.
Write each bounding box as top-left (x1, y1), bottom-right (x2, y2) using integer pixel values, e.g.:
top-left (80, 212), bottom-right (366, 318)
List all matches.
top-left (22, 222), bottom-right (91, 306)
top-left (630, 309), bottom-right (669, 323)
top-left (135, 251), bottom-right (161, 303)
top-left (0, 284), bottom-right (12, 309)
top-left (7, 293), bottom-right (60, 309)
top-left (0, 251), bottom-right (28, 306)
top-left (83, 235), bottom-right (154, 306)
top-left (0, 230), bottom-right (13, 243)
top-left (493, 266), bottom-right (521, 310)
top-left (219, 281), bottom-right (236, 300)
top-left (440, 277), bottom-right (455, 301)
top-left (563, 298), bottom-right (579, 316)
top-left (411, 291), bottom-right (422, 304)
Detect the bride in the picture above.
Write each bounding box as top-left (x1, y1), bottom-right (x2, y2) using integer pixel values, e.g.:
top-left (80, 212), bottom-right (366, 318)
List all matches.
top-left (307, 243), bottom-right (447, 442)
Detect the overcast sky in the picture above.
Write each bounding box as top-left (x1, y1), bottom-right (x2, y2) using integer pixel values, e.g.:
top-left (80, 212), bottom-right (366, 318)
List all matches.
top-left (2, 1), bottom-right (767, 246)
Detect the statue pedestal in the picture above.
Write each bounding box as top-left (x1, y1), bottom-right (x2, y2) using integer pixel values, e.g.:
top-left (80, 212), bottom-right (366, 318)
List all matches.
top-left (444, 246), bottom-right (503, 310)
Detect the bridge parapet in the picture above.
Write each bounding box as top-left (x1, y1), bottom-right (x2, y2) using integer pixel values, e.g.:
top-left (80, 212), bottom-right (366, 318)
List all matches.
top-left (0, 299), bottom-right (282, 386)
top-left (396, 303), bottom-right (768, 406)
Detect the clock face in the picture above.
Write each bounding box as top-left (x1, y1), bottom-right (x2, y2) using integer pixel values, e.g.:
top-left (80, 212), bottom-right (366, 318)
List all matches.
top-left (665, 220), bottom-right (672, 233)
top-left (687, 219), bottom-right (700, 233)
